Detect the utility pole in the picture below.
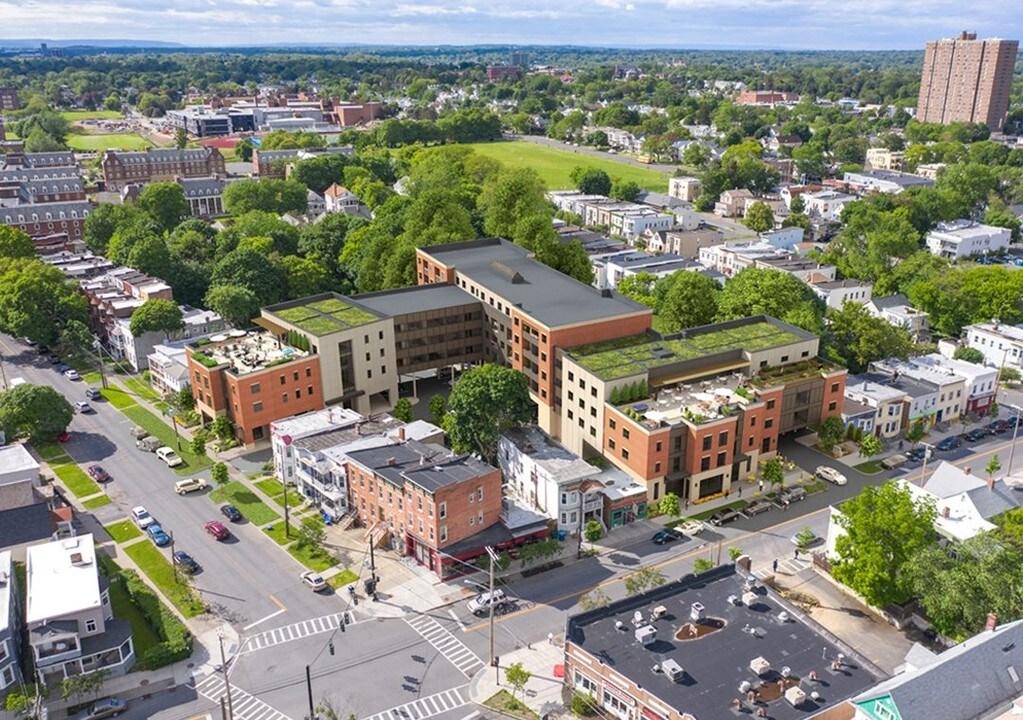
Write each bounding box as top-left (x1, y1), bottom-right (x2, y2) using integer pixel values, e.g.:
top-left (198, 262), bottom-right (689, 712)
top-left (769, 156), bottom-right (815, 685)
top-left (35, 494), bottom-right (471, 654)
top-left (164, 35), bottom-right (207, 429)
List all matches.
top-left (217, 628), bottom-right (234, 720)
top-left (918, 441), bottom-right (936, 486)
top-left (170, 530), bottom-right (179, 584)
top-left (1004, 403), bottom-right (1022, 477)
top-left (486, 546), bottom-right (499, 684)
top-left (282, 435), bottom-right (293, 538)
top-left (305, 665), bottom-right (316, 720)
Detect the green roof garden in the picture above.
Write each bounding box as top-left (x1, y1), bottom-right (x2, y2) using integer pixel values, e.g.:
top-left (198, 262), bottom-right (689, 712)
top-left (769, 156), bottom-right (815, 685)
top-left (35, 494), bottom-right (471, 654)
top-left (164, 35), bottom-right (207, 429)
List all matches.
top-left (570, 320), bottom-right (806, 380)
top-left (266, 294), bottom-right (380, 336)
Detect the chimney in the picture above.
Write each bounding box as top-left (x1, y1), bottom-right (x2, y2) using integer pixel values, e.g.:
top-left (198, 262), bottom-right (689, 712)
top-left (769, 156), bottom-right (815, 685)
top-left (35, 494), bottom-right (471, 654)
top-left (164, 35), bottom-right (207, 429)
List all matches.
top-left (941, 506), bottom-right (950, 518)
top-left (398, 427), bottom-right (406, 442)
top-left (986, 613), bottom-right (998, 631)
top-left (964, 467), bottom-right (971, 476)
top-left (386, 457), bottom-right (396, 466)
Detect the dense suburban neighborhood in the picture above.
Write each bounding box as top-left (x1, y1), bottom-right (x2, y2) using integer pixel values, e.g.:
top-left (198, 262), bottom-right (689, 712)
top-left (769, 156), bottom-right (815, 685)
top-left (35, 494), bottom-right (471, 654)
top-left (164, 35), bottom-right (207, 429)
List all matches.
top-left (1, 20), bottom-right (1023, 720)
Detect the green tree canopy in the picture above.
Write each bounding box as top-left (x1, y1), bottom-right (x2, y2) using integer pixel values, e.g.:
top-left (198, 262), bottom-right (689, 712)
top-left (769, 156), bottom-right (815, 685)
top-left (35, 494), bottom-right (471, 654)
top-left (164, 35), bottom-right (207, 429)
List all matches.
top-left (742, 201), bottom-right (775, 233)
top-left (223, 179), bottom-right (308, 216)
top-left (659, 272), bottom-right (721, 332)
top-left (480, 168), bottom-right (549, 239)
top-left (716, 267), bottom-right (824, 333)
top-left (210, 249), bottom-right (284, 306)
top-left (0, 384), bottom-right (74, 442)
top-left (135, 182), bottom-right (189, 233)
top-left (825, 301), bottom-right (915, 373)
top-left (445, 364), bottom-right (534, 462)
top-left (571, 167), bottom-right (611, 196)
top-left (0, 226), bottom-right (35, 259)
top-left (128, 298), bottom-right (183, 338)
top-left (0, 258), bottom-right (89, 346)
top-left (204, 284), bottom-right (260, 328)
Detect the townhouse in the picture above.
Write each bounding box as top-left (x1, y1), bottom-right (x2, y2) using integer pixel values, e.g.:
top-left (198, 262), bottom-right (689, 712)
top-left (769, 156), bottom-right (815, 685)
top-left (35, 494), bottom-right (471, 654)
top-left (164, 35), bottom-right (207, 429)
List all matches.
top-left (0, 552), bottom-right (22, 696)
top-left (865, 294), bottom-right (931, 342)
top-left (839, 169), bottom-right (934, 195)
top-left (592, 250), bottom-right (709, 291)
top-left (897, 353), bottom-right (998, 416)
top-left (844, 376), bottom-right (908, 440)
top-left (871, 358), bottom-right (966, 425)
top-left (801, 189), bottom-right (856, 222)
top-left (697, 241), bottom-right (837, 283)
top-left (964, 320), bottom-right (1023, 369)
top-left (810, 279), bottom-right (873, 310)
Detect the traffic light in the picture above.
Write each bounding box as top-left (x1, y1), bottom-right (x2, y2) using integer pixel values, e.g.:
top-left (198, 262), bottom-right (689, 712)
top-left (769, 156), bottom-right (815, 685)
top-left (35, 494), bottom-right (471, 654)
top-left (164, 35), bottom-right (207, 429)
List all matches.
top-left (491, 656), bottom-right (499, 667)
top-left (339, 617), bottom-right (346, 633)
top-left (328, 641), bottom-right (335, 656)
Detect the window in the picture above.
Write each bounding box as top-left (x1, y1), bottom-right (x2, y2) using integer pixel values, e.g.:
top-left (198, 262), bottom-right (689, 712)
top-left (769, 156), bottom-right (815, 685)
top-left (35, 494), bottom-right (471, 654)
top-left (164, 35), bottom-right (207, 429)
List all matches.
top-left (366, 352), bottom-right (371, 361)
top-left (568, 410), bottom-right (574, 420)
top-left (766, 399), bottom-right (776, 410)
top-left (719, 431), bottom-right (728, 447)
top-left (379, 331), bottom-right (384, 340)
top-left (609, 438), bottom-right (616, 450)
top-left (568, 371), bottom-right (574, 382)
top-left (306, 367), bottom-right (312, 377)
top-left (591, 387), bottom-right (597, 398)
top-left (622, 448), bottom-right (630, 460)
top-left (568, 391), bottom-right (575, 401)
top-left (478, 510), bottom-right (484, 524)
top-left (717, 451), bottom-right (726, 466)
top-left (654, 461), bottom-right (661, 473)
top-left (381, 365), bottom-right (386, 375)
top-left (282, 393), bottom-right (289, 403)
top-left (622, 428), bottom-right (630, 440)
top-left (828, 401), bottom-right (837, 411)
top-left (589, 427), bottom-right (596, 437)
top-left (590, 407), bottom-right (597, 418)
top-left (439, 501), bottom-right (447, 519)
top-left (831, 382), bottom-right (840, 392)
top-left (364, 334), bottom-right (369, 343)
top-left (253, 401), bottom-right (263, 412)
top-left (293, 371), bottom-right (299, 381)
top-left (608, 417), bottom-right (615, 429)
top-left (702, 436), bottom-right (712, 451)
top-left (470, 515), bottom-right (475, 526)
top-left (280, 375), bottom-right (286, 386)
top-left (367, 369), bottom-right (372, 379)
top-left (701, 457), bottom-right (711, 471)
top-left (764, 418), bottom-right (774, 429)
top-left (0, 640), bottom-right (7, 663)
top-left (781, 355), bottom-right (789, 363)
top-left (477, 487), bottom-right (483, 501)
top-left (86, 618), bottom-right (97, 633)
top-left (440, 526), bottom-right (447, 542)
top-left (308, 385), bottom-right (314, 396)
top-left (250, 382), bottom-right (261, 394)
top-left (575, 671), bottom-right (597, 694)
top-left (296, 389), bottom-right (302, 399)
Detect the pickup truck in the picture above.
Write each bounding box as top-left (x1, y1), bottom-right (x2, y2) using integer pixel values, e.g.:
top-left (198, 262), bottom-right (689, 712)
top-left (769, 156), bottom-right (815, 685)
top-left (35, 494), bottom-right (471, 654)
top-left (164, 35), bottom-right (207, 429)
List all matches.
top-left (881, 454), bottom-right (909, 470)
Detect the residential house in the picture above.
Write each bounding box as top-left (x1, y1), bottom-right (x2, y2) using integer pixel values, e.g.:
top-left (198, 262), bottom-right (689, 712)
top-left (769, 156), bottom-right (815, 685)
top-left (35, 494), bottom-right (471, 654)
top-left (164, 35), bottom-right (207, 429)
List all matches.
top-left (25, 534), bottom-right (134, 686)
top-left (592, 250), bottom-right (708, 290)
top-left (714, 188), bottom-right (754, 217)
top-left (758, 227), bottom-right (804, 250)
top-left (811, 279), bottom-right (874, 310)
top-left (866, 295), bottom-right (931, 342)
top-left (963, 320), bottom-right (1023, 369)
top-left (840, 169), bottom-right (934, 194)
top-left (925, 220), bottom-right (1011, 259)
top-left (146, 341), bottom-right (191, 396)
top-left (801, 190), bottom-right (856, 222)
top-left (109, 305), bottom-right (227, 372)
top-left (306, 189), bottom-right (326, 217)
top-left (667, 176), bottom-right (700, 202)
top-left (864, 148), bottom-right (905, 171)
top-left (900, 353), bottom-right (998, 416)
top-left (323, 183), bottom-right (363, 215)
top-left (0, 551), bottom-right (23, 696)
top-left (841, 398), bottom-right (876, 436)
top-left (871, 358), bottom-right (966, 425)
top-left (698, 240), bottom-right (837, 283)
top-left (78, 268), bottom-right (175, 349)
top-left (647, 227), bottom-right (724, 259)
top-left (844, 375), bottom-right (909, 440)
top-left (915, 162), bottom-right (946, 180)
top-left (0, 444), bottom-right (42, 512)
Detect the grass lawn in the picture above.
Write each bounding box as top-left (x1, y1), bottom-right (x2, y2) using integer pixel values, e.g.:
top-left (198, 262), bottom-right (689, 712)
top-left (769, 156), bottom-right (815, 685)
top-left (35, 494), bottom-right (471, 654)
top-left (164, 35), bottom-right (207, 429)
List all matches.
top-left (801, 479), bottom-right (829, 495)
top-left (123, 542), bottom-right (206, 618)
top-left (83, 495), bottom-right (112, 509)
top-left (263, 522), bottom-right (294, 545)
top-left (96, 555), bottom-right (164, 661)
top-left (254, 478), bottom-right (304, 508)
top-left (121, 405), bottom-right (209, 473)
top-left (854, 460), bottom-right (884, 474)
top-left (61, 109), bottom-right (124, 121)
top-left (82, 371), bottom-right (102, 385)
top-left (105, 519), bottom-right (143, 543)
top-left (483, 690), bottom-right (538, 720)
top-left (327, 568), bottom-right (358, 589)
top-left (33, 441), bottom-right (67, 462)
top-left (460, 140), bottom-right (671, 192)
top-left (67, 133), bottom-right (151, 151)
top-left (101, 386), bottom-right (138, 410)
top-left (123, 376), bottom-right (161, 402)
top-left (208, 481), bottom-right (280, 525)
top-left (287, 542), bottom-right (337, 572)
top-left (52, 463), bottom-right (102, 498)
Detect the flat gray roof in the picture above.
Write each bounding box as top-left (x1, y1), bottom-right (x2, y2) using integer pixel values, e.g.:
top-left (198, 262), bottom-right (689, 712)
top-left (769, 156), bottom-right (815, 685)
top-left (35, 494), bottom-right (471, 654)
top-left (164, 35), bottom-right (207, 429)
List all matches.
top-left (420, 238), bottom-right (651, 328)
top-left (354, 284), bottom-right (479, 317)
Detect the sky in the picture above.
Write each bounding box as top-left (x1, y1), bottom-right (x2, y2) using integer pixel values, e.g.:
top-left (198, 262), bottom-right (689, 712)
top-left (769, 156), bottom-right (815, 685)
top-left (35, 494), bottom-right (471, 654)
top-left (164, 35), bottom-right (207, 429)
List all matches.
top-left (0, 0), bottom-right (1018, 50)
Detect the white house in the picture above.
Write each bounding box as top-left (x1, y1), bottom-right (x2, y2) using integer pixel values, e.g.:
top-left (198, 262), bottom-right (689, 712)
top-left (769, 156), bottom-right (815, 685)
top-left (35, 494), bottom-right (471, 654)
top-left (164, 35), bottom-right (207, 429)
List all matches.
top-left (844, 375), bottom-right (908, 439)
top-left (866, 294), bottom-right (931, 342)
top-left (109, 306), bottom-right (227, 373)
top-left (668, 176), bottom-right (700, 202)
top-left (810, 279), bottom-right (873, 310)
top-left (0, 444), bottom-right (41, 511)
top-left (904, 354), bottom-right (998, 416)
top-left (801, 190), bottom-right (856, 222)
top-left (963, 321), bottom-right (1023, 370)
top-left (925, 220), bottom-right (1011, 260)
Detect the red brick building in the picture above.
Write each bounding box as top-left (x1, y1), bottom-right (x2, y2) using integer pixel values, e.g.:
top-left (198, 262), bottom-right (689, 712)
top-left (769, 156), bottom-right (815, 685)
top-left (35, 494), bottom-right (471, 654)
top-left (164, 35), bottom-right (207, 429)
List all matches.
top-left (486, 66), bottom-right (520, 82)
top-left (101, 147), bottom-right (226, 191)
top-left (0, 201), bottom-right (91, 243)
top-left (735, 90), bottom-right (799, 106)
top-left (187, 331), bottom-right (324, 444)
top-left (0, 86), bottom-right (19, 111)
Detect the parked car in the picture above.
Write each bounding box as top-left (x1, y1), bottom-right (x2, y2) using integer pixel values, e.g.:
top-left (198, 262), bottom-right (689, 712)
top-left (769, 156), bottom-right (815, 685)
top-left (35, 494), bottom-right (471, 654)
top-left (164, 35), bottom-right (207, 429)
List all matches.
top-left (467, 589), bottom-right (508, 616)
top-left (64, 368), bottom-right (80, 381)
top-left (652, 528), bottom-right (684, 545)
top-left (137, 436), bottom-right (162, 452)
top-left (937, 436), bottom-right (962, 451)
top-left (881, 454), bottom-right (909, 470)
top-left (814, 465), bottom-right (847, 485)
top-left (87, 465), bottom-right (110, 483)
top-left (130, 426), bottom-right (149, 440)
top-left (74, 401), bottom-right (93, 414)
top-left (205, 520), bottom-right (230, 540)
top-left (83, 698), bottom-right (128, 719)
top-left (220, 504), bottom-right (243, 522)
top-left (57, 431), bottom-right (70, 442)
top-left (678, 520), bottom-right (704, 535)
top-left (777, 486), bottom-right (807, 505)
top-left (709, 508), bottom-right (741, 525)
top-left (147, 524), bottom-right (171, 547)
top-left (156, 446), bottom-right (183, 467)
top-left (174, 477), bottom-right (208, 495)
top-left (743, 499), bottom-right (773, 516)
top-left (790, 529), bottom-right (822, 548)
top-left (989, 419), bottom-right (1011, 434)
top-left (906, 447), bottom-right (928, 462)
top-left (965, 428), bottom-right (991, 442)
top-left (130, 506), bottom-right (155, 529)
top-left (48, 354), bottom-right (60, 364)
top-left (85, 387), bottom-right (101, 400)
top-left (300, 570), bottom-right (328, 592)
top-left (172, 551), bottom-right (200, 574)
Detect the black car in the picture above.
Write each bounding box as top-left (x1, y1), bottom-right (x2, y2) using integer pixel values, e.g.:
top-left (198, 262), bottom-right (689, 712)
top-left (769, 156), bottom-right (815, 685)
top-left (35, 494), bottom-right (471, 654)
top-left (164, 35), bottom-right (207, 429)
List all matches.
top-left (743, 499), bottom-right (772, 516)
top-left (709, 508), bottom-right (741, 526)
top-left (220, 504), bottom-right (243, 522)
top-left (906, 447), bottom-right (927, 462)
top-left (964, 428), bottom-right (991, 442)
top-left (172, 551), bottom-right (200, 574)
top-left (936, 436), bottom-right (961, 451)
top-left (652, 528), bottom-right (684, 545)
top-left (989, 419), bottom-right (1011, 434)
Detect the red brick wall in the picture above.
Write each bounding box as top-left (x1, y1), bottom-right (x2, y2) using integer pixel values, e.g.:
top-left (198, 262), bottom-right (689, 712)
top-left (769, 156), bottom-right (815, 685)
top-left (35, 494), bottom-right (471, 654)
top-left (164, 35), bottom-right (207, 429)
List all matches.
top-left (603, 406), bottom-right (670, 480)
top-left (415, 251), bottom-right (455, 286)
top-left (820, 370), bottom-right (847, 422)
top-left (228, 357), bottom-right (324, 444)
top-left (683, 418), bottom-right (740, 476)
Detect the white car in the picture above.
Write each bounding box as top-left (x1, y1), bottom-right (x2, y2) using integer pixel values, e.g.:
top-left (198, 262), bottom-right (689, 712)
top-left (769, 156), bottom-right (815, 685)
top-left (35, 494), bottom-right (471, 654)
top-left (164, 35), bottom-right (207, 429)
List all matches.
top-left (678, 520), bottom-right (704, 536)
top-left (300, 571), bottom-right (328, 592)
top-left (467, 589), bottom-right (508, 616)
top-left (74, 401), bottom-right (93, 413)
top-left (815, 465), bottom-right (848, 485)
top-left (64, 368), bottom-right (80, 381)
top-left (174, 477), bottom-right (208, 495)
top-left (156, 446), bottom-right (183, 467)
top-left (131, 506), bottom-right (155, 529)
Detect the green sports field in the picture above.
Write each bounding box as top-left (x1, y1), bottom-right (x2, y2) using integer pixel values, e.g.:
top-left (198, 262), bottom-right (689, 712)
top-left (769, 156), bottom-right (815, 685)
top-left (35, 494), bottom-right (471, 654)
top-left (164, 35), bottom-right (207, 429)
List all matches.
top-left (61, 110), bottom-right (124, 122)
top-left (459, 140), bottom-right (671, 192)
top-left (66, 133), bottom-right (152, 151)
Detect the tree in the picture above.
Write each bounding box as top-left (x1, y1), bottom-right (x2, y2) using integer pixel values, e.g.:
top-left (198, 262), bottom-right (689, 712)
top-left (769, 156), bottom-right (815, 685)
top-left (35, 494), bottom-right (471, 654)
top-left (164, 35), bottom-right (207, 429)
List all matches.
top-left (190, 435), bottom-right (207, 457)
top-left (128, 299), bottom-right (183, 338)
top-left (0, 384), bottom-right (74, 442)
top-left (260, 130), bottom-right (327, 150)
top-left (223, 179), bottom-right (308, 216)
top-left (0, 226), bottom-right (35, 258)
top-left (571, 167), bottom-right (612, 196)
top-left (135, 182), bottom-right (190, 233)
top-left (174, 127), bottom-right (188, 149)
top-left (295, 522), bottom-right (326, 551)
top-left (762, 457), bottom-right (784, 488)
top-left (624, 566), bottom-right (666, 596)
top-left (446, 365), bottom-right (533, 462)
top-left (578, 588), bottom-right (611, 611)
top-left (693, 558), bottom-right (714, 573)
top-left (953, 347), bottom-right (985, 364)
top-left (716, 267), bottom-right (824, 333)
top-left (60, 669), bottom-right (107, 704)
top-left (480, 168), bottom-right (549, 239)
top-left (428, 394), bottom-right (448, 425)
top-left (833, 481), bottom-right (936, 607)
top-left (393, 397), bottom-right (414, 423)
top-left (659, 492), bottom-right (681, 518)
top-left (211, 249), bottom-right (284, 306)
top-left (584, 519), bottom-right (602, 543)
top-left (825, 301), bottom-right (915, 373)
top-left (505, 662), bottom-right (532, 700)
top-left (210, 416), bottom-right (233, 441)
top-left (860, 433), bottom-right (882, 459)
top-left (743, 201), bottom-right (775, 233)
top-left (659, 272), bottom-right (721, 332)
top-left (280, 255), bottom-right (332, 298)
top-left (816, 416), bottom-right (846, 453)
top-left (616, 272), bottom-right (658, 308)
top-left (728, 546), bottom-right (744, 561)
top-left (235, 138), bottom-right (254, 163)
top-left (986, 454), bottom-right (1002, 479)
top-left (211, 462), bottom-right (229, 486)
top-left (789, 195), bottom-right (806, 214)
top-left (0, 258), bottom-right (89, 346)
top-left (83, 203), bottom-right (142, 255)
top-left (610, 179), bottom-right (641, 202)
top-left (204, 284), bottom-right (259, 328)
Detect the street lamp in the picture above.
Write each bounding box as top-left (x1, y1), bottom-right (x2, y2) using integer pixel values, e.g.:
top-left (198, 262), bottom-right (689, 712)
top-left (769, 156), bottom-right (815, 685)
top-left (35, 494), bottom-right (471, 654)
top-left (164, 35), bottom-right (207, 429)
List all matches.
top-left (1001, 402), bottom-right (1023, 478)
top-left (917, 441), bottom-right (937, 486)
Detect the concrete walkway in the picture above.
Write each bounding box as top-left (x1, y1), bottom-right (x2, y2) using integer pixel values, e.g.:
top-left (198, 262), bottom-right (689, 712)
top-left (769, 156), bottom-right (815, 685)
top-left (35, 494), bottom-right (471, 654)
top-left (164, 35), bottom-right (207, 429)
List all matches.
top-left (469, 639), bottom-right (567, 718)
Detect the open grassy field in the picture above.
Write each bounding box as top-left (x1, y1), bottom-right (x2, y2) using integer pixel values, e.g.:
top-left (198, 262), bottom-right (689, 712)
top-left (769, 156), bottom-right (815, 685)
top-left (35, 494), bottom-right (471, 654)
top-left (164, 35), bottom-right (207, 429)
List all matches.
top-left (459, 140), bottom-right (671, 192)
top-left (61, 110), bottom-right (124, 122)
top-left (67, 133), bottom-right (152, 151)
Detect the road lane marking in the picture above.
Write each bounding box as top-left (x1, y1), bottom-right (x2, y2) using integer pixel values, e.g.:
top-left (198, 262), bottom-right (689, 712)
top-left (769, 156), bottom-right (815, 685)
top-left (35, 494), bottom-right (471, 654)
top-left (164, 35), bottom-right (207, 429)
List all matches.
top-left (240, 611), bottom-right (355, 654)
top-left (194, 673), bottom-right (292, 720)
top-left (447, 608), bottom-right (466, 631)
top-left (361, 685), bottom-right (469, 720)
top-left (243, 606), bottom-right (286, 631)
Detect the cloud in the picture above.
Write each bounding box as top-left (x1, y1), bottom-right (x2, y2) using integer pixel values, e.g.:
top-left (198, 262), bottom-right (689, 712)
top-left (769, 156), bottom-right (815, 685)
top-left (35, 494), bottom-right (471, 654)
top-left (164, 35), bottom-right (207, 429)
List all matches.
top-left (390, 3), bottom-right (476, 15)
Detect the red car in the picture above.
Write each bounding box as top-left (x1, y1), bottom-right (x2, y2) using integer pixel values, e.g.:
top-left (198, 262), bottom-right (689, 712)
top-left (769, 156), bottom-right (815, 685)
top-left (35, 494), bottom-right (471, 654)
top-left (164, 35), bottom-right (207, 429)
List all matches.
top-left (87, 465), bottom-right (110, 483)
top-left (204, 520), bottom-right (231, 541)
top-left (57, 432), bottom-right (71, 443)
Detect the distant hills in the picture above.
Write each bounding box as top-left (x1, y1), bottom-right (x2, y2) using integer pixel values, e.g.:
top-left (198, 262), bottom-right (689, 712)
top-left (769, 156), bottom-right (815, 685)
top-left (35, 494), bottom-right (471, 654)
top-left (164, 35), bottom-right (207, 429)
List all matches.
top-left (0, 38), bottom-right (185, 49)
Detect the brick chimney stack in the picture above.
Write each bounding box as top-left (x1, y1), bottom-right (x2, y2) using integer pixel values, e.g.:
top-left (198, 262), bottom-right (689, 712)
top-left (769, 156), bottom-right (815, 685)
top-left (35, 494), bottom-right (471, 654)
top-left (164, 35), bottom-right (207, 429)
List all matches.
top-left (986, 613), bottom-right (998, 631)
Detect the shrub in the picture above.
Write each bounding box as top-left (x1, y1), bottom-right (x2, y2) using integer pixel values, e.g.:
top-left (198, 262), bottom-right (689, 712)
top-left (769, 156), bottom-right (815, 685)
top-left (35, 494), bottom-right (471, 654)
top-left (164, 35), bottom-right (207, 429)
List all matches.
top-left (118, 566), bottom-right (194, 668)
top-left (572, 693), bottom-right (599, 716)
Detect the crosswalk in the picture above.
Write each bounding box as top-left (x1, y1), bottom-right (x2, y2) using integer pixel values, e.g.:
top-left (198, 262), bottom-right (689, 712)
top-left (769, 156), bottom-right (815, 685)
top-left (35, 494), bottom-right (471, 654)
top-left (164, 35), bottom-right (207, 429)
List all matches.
top-left (361, 685), bottom-right (469, 720)
top-left (240, 611), bottom-right (355, 654)
top-left (405, 614), bottom-right (484, 677)
top-left (195, 672), bottom-right (292, 720)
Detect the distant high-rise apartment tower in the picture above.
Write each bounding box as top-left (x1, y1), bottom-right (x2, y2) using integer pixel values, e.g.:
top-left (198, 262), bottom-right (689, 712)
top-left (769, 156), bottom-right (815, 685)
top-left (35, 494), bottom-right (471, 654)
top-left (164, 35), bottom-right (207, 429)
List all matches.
top-left (510, 50), bottom-right (529, 69)
top-left (916, 31), bottom-right (1018, 132)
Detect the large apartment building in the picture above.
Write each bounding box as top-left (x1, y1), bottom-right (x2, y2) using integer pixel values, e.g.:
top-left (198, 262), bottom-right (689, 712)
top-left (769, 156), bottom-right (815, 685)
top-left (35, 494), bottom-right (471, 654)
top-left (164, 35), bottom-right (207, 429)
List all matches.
top-left (917, 32), bottom-right (1018, 132)
top-left (101, 147), bottom-right (226, 191)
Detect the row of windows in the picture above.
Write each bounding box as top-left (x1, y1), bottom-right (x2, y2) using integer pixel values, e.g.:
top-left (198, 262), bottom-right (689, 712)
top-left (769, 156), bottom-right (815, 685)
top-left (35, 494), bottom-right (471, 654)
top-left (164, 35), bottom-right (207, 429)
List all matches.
top-left (249, 368), bottom-right (313, 393)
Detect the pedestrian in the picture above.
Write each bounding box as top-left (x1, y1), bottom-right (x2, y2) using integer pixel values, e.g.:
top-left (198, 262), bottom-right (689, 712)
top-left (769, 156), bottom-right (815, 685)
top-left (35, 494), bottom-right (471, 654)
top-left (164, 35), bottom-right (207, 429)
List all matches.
top-left (783, 500), bottom-right (789, 511)
top-left (899, 440), bottom-right (904, 450)
top-left (684, 498), bottom-right (689, 511)
top-left (772, 559), bottom-right (779, 573)
top-left (725, 489), bottom-right (731, 499)
top-left (548, 632), bottom-right (554, 645)
top-left (738, 486), bottom-right (743, 498)
top-left (758, 480), bottom-right (764, 493)
top-left (794, 548), bottom-right (799, 559)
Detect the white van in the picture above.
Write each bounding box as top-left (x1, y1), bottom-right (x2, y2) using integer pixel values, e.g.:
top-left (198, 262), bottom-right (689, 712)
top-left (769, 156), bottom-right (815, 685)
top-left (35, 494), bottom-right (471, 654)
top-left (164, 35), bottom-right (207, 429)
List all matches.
top-left (156, 446), bottom-right (183, 467)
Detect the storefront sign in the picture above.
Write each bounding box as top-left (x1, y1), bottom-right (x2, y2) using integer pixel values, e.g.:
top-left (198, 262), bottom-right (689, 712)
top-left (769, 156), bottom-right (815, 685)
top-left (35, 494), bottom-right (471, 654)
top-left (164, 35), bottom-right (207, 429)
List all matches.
top-left (603, 683), bottom-right (636, 706)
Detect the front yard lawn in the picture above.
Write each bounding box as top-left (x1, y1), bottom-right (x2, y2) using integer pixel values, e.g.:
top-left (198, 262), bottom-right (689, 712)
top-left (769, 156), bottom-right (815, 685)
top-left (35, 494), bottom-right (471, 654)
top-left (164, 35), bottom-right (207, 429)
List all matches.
top-left (105, 519), bottom-right (143, 543)
top-left (33, 441), bottom-right (67, 462)
top-left (263, 522), bottom-right (293, 545)
top-left (83, 495), bottom-right (112, 509)
top-left (287, 542), bottom-right (337, 572)
top-left (854, 460), bottom-right (884, 474)
top-left (123, 542), bottom-right (206, 618)
top-left (121, 405), bottom-right (209, 473)
top-left (104, 565), bottom-right (163, 660)
top-left (327, 568), bottom-right (358, 589)
top-left (254, 478), bottom-right (304, 508)
top-left (52, 463), bottom-right (101, 498)
top-left (208, 481), bottom-right (280, 525)
top-left (123, 376), bottom-right (161, 401)
top-left (101, 386), bottom-right (138, 410)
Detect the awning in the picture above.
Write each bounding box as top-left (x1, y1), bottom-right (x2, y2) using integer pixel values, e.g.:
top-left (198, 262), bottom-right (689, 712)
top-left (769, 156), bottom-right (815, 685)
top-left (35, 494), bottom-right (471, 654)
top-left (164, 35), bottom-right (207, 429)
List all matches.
top-left (253, 316), bottom-right (289, 335)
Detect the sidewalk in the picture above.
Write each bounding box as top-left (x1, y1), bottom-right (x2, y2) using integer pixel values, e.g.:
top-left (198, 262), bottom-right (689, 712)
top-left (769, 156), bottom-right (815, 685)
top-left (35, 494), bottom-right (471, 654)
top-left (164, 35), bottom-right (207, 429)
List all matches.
top-left (469, 638), bottom-right (567, 718)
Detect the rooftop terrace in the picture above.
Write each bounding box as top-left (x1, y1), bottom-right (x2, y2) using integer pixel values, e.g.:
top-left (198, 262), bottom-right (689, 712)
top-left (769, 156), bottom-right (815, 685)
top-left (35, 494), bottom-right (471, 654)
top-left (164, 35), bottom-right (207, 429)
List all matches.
top-left (265, 293), bottom-right (381, 336)
top-left (570, 318), bottom-right (808, 381)
top-left (190, 330), bottom-right (308, 375)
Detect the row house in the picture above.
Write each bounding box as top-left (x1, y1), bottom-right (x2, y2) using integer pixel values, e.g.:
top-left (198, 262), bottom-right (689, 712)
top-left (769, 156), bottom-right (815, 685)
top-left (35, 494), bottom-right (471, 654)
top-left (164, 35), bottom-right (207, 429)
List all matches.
top-left (864, 294), bottom-right (931, 342)
top-left (778, 184), bottom-right (823, 208)
top-left (800, 189), bottom-right (856, 222)
top-left (844, 376), bottom-right (908, 440)
top-left (79, 267), bottom-right (174, 346)
top-left (177, 175), bottom-right (226, 217)
top-left (871, 358), bottom-right (966, 425)
top-left (101, 147), bottom-right (226, 191)
top-left (592, 250), bottom-right (710, 291)
top-left (864, 148), bottom-right (905, 171)
top-left (109, 305), bottom-right (227, 372)
top-left (925, 220), bottom-right (1011, 259)
top-left (0, 201), bottom-right (91, 242)
top-left (0, 552), bottom-right (23, 694)
top-left (546, 191), bottom-right (612, 218)
top-left (697, 240), bottom-right (837, 283)
top-left (964, 320), bottom-right (1023, 370)
top-left (559, 316), bottom-right (846, 504)
top-left (645, 227), bottom-right (724, 259)
top-left (713, 188), bottom-right (754, 217)
top-left (901, 353), bottom-right (998, 416)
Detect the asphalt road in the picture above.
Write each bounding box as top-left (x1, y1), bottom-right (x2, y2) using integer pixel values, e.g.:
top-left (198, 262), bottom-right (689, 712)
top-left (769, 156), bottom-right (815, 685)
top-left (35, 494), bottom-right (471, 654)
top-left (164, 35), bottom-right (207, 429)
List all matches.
top-left (0, 334), bottom-right (344, 633)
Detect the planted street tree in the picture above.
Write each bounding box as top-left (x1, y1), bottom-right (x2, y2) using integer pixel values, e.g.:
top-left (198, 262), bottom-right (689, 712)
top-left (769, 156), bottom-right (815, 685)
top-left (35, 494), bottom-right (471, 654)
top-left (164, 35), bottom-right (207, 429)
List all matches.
top-left (816, 416), bottom-right (847, 453)
top-left (505, 662), bottom-right (532, 700)
top-left (860, 433), bottom-right (882, 459)
top-left (578, 588), bottom-right (611, 611)
top-left (659, 492), bottom-right (681, 518)
top-left (0, 384), bottom-right (74, 442)
top-left (762, 456), bottom-right (784, 488)
top-left (693, 558), bottom-right (714, 573)
top-left (211, 462), bottom-right (229, 486)
top-left (624, 566), bottom-right (666, 596)
top-left (986, 454), bottom-right (1002, 480)
top-left (445, 364), bottom-right (533, 462)
top-left (393, 397), bottom-right (414, 423)
top-left (584, 519), bottom-right (603, 543)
